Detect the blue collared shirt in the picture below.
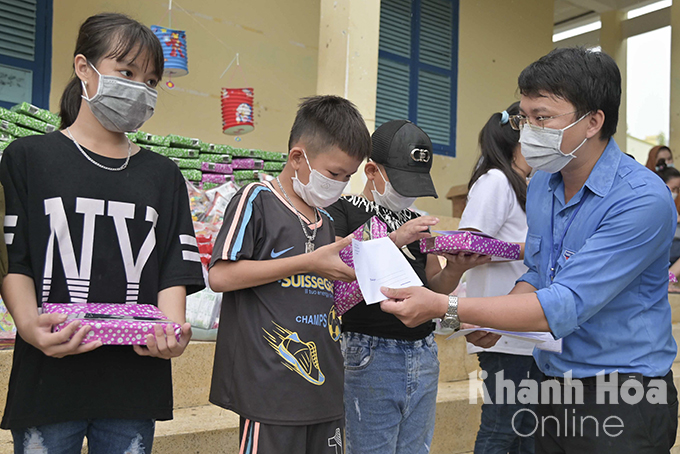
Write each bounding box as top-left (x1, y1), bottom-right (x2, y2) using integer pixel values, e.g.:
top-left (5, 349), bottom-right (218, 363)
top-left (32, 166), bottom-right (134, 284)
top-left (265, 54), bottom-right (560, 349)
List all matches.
top-left (519, 139), bottom-right (677, 378)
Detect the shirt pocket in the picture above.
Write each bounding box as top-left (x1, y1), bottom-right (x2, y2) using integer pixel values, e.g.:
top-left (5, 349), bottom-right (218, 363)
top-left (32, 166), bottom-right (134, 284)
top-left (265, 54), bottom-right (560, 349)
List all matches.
top-left (526, 233), bottom-right (542, 261)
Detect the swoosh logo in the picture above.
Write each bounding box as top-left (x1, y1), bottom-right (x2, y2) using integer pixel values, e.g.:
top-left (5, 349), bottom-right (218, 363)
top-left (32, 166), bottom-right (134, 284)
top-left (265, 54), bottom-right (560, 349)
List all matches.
top-left (271, 246), bottom-right (294, 258)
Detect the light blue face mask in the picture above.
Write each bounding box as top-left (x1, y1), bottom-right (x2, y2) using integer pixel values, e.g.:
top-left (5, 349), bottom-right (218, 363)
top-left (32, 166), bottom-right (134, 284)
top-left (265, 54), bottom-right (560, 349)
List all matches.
top-left (519, 113), bottom-right (590, 173)
top-left (82, 63), bottom-right (157, 133)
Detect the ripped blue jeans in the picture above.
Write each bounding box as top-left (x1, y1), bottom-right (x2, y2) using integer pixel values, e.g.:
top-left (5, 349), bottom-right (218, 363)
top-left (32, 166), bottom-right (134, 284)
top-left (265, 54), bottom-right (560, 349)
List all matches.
top-left (11, 419), bottom-right (155, 454)
top-left (342, 332), bottom-right (439, 454)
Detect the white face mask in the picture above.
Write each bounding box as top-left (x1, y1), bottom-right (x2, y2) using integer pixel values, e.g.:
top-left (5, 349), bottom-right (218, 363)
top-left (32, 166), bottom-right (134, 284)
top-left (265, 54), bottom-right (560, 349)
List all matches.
top-left (292, 150), bottom-right (347, 207)
top-left (82, 63), bottom-right (157, 133)
top-left (519, 113), bottom-right (590, 174)
top-left (371, 166), bottom-right (416, 211)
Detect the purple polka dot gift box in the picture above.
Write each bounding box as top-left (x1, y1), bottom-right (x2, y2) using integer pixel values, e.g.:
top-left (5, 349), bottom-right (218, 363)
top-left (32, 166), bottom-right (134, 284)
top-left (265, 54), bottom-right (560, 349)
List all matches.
top-left (334, 216), bottom-right (388, 316)
top-left (42, 303), bottom-right (182, 345)
top-left (420, 231), bottom-right (520, 261)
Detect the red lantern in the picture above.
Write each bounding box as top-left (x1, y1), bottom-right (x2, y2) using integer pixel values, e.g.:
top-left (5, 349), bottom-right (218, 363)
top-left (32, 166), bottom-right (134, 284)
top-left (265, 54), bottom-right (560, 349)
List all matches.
top-left (221, 88), bottom-right (254, 135)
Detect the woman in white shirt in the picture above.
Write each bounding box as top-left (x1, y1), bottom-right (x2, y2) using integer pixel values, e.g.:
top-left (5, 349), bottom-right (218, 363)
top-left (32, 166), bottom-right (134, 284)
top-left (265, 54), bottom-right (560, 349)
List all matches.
top-left (459, 102), bottom-right (543, 454)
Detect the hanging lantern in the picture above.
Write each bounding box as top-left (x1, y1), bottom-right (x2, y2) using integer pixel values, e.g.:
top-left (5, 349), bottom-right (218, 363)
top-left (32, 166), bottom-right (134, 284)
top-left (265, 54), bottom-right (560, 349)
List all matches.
top-left (151, 26), bottom-right (188, 79)
top-left (221, 88), bottom-right (254, 135)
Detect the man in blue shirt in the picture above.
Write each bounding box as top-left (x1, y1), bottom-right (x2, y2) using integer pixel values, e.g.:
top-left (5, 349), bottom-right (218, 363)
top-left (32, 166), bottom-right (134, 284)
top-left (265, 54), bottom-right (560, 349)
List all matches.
top-left (379, 48), bottom-right (678, 452)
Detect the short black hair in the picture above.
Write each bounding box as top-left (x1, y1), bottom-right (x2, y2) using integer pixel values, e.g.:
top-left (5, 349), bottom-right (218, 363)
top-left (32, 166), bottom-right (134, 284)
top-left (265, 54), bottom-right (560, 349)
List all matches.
top-left (288, 95), bottom-right (371, 160)
top-left (518, 47), bottom-right (621, 141)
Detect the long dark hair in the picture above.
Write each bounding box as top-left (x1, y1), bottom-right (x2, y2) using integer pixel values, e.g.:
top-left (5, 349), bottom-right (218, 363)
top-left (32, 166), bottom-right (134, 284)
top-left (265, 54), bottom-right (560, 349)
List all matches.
top-left (468, 102), bottom-right (526, 212)
top-left (59, 13), bottom-right (164, 129)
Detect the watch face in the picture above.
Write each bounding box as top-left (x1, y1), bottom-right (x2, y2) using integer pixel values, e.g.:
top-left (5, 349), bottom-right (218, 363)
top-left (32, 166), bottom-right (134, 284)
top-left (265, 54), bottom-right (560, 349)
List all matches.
top-left (440, 317), bottom-right (459, 331)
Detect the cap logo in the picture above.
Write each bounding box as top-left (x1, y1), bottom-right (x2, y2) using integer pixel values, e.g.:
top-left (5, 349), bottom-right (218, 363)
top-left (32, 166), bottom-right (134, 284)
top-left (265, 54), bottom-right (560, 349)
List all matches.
top-left (411, 148), bottom-right (431, 163)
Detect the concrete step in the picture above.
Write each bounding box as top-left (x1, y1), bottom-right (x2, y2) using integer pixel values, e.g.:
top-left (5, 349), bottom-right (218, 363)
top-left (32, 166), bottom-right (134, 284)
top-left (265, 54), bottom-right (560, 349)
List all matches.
top-left (0, 405), bottom-right (241, 454)
top-left (153, 405), bottom-right (239, 453)
top-left (0, 379), bottom-right (478, 454)
top-left (671, 293), bottom-right (680, 324)
top-left (158, 379), bottom-right (481, 454)
top-left (432, 380), bottom-right (481, 454)
top-left (436, 334), bottom-right (480, 383)
top-left (171, 341), bottom-right (215, 409)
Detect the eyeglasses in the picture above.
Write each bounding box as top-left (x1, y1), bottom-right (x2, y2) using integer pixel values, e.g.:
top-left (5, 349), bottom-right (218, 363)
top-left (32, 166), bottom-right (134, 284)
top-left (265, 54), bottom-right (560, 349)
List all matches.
top-left (509, 111), bottom-right (578, 131)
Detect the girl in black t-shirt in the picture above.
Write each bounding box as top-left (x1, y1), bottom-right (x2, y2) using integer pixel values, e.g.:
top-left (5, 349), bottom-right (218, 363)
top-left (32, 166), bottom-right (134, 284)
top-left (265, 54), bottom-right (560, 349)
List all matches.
top-left (0, 13), bottom-right (204, 453)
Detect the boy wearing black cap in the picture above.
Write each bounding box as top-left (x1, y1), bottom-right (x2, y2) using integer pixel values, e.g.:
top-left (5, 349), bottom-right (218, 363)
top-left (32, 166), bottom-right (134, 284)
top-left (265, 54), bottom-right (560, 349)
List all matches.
top-left (326, 120), bottom-right (489, 454)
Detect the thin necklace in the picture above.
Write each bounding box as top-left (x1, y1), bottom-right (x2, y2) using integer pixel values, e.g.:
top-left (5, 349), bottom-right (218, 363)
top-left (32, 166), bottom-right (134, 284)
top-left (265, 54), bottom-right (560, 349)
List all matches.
top-left (66, 127), bottom-right (131, 172)
top-left (276, 177), bottom-right (318, 253)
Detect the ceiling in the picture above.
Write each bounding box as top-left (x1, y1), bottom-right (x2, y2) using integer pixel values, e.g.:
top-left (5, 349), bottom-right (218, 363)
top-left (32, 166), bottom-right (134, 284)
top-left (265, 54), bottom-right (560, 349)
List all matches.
top-left (554, 0), bottom-right (663, 26)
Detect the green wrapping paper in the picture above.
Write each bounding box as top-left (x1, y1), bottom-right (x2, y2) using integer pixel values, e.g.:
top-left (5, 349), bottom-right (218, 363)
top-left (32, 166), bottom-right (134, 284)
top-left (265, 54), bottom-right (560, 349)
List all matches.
top-left (199, 142), bottom-right (232, 154)
top-left (147, 146), bottom-right (200, 159)
top-left (268, 152), bottom-right (288, 162)
top-left (231, 148), bottom-right (287, 161)
top-left (202, 182), bottom-right (221, 190)
top-left (233, 170), bottom-right (262, 180)
top-left (0, 121), bottom-right (41, 138)
top-left (0, 132), bottom-right (15, 142)
top-left (263, 161), bottom-right (285, 171)
top-left (235, 178), bottom-right (260, 187)
top-left (0, 107), bottom-right (18, 123)
top-left (170, 158), bottom-right (202, 169)
top-left (167, 134), bottom-right (202, 149)
top-left (11, 102), bottom-right (61, 127)
top-left (135, 132), bottom-right (170, 146)
top-left (14, 113), bottom-right (57, 134)
top-left (231, 148), bottom-right (288, 161)
top-left (199, 153), bottom-right (232, 164)
top-left (180, 169), bottom-right (202, 181)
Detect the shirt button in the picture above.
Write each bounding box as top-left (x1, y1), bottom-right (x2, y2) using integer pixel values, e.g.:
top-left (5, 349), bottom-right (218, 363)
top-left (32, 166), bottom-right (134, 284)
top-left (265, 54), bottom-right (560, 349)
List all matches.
top-left (545, 364), bottom-right (551, 370)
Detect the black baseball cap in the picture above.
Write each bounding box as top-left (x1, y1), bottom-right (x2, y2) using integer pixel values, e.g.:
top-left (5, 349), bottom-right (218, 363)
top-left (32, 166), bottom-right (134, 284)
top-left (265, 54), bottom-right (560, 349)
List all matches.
top-left (371, 120), bottom-right (438, 198)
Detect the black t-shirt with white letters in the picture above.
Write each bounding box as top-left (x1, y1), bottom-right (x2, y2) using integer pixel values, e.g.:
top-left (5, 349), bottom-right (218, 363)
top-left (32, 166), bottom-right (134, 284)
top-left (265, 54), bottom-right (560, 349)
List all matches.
top-left (0, 132), bottom-right (204, 429)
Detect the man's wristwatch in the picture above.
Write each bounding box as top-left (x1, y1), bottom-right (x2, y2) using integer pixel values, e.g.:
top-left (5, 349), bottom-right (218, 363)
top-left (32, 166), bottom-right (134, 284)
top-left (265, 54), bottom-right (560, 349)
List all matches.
top-left (440, 295), bottom-right (460, 332)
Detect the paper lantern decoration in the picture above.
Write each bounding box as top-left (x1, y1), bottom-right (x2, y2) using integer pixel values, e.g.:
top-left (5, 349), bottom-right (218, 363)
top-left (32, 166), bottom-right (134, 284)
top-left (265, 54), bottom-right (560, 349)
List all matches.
top-left (221, 88), bottom-right (254, 135)
top-left (151, 26), bottom-right (188, 78)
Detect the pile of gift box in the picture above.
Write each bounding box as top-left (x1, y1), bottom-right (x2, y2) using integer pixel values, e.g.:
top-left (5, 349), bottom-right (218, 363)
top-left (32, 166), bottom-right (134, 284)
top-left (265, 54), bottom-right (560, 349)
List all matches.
top-left (0, 103), bottom-right (61, 151)
top-left (0, 102), bottom-right (288, 192)
top-left (128, 131), bottom-right (286, 189)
